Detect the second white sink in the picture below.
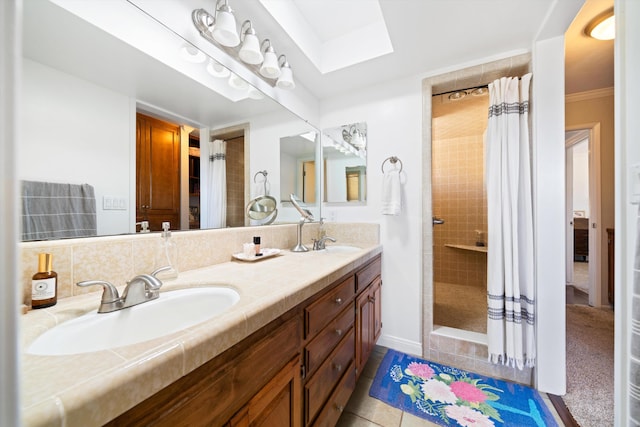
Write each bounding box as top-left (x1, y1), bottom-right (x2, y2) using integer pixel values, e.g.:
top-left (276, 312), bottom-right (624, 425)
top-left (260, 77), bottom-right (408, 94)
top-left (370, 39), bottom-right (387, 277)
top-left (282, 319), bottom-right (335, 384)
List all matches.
top-left (27, 286), bottom-right (240, 356)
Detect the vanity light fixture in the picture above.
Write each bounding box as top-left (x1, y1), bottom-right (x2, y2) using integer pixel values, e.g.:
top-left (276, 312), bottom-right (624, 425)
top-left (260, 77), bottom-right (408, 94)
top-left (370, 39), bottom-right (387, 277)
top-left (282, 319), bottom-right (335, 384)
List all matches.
top-left (238, 20), bottom-right (264, 65)
top-left (192, 2), bottom-right (295, 90)
top-left (228, 72), bottom-right (249, 90)
top-left (206, 58), bottom-right (231, 78)
top-left (276, 55), bottom-right (295, 89)
top-left (342, 124), bottom-right (367, 149)
top-left (260, 39), bottom-right (281, 79)
top-left (210, 0), bottom-right (240, 47)
top-left (585, 8), bottom-right (615, 40)
top-left (180, 43), bottom-right (206, 63)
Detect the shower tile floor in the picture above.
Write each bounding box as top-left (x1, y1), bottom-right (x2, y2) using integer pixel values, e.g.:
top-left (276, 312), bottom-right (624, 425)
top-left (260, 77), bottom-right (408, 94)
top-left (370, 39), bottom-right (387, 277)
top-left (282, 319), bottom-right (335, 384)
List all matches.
top-left (433, 281), bottom-right (486, 333)
top-left (337, 345), bottom-right (565, 426)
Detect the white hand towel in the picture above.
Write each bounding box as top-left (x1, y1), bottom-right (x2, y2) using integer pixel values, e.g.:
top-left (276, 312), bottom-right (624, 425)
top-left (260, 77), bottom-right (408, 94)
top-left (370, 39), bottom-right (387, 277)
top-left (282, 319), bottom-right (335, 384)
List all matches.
top-left (382, 169), bottom-right (401, 215)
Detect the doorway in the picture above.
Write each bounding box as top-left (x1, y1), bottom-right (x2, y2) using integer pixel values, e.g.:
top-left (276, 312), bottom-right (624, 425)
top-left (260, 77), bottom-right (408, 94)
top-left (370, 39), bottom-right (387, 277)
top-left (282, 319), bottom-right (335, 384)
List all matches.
top-left (565, 124), bottom-right (602, 307)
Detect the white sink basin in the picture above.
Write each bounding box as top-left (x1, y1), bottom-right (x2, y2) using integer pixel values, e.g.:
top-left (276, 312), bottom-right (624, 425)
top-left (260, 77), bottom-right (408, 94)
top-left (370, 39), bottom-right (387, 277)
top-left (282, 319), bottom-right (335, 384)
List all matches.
top-left (322, 245), bottom-right (361, 254)
top-left (27, 287), bottom-right (240, 356)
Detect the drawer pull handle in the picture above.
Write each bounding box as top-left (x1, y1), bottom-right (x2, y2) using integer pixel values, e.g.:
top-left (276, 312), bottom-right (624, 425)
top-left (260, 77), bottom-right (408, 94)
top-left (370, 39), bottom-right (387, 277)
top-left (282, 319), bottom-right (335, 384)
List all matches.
top-left (335, 328), bottom-right (343, 336)
top-left (335, 404), bottom-right (344, 412)
top-left (333, 363), bottom-right (343, 372)
top-left (335, 297), bottom-right (343, 305)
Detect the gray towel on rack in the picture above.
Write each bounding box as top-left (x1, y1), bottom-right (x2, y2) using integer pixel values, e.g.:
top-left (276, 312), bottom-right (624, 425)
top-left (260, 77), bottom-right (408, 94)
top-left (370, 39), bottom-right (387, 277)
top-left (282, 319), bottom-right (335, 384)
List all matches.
top-left (21, 180), bottom-right (97, 241)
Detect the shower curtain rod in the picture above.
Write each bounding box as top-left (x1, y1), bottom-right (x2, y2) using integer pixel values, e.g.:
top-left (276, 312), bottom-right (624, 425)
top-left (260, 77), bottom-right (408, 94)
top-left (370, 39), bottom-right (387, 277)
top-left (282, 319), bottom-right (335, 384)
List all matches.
top-left (432, 84), bottom-right (488, 97)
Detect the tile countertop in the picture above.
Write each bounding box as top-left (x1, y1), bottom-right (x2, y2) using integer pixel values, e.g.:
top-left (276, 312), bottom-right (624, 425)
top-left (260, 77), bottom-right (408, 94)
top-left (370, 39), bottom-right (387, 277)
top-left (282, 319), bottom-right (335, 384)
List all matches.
top-left (20, 243), bottom-right (382, 427)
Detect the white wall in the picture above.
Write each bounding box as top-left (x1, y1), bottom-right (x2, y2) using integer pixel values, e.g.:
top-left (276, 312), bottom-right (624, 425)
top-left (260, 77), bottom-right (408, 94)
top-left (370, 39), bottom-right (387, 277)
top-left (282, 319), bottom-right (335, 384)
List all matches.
top-left (249, 110), bottom-right (321, 223)
top-left (321, 76), bottom-right (424, 354)
top-left (531, 36), bottom-right (568, 395)
top-left (20, 59), bottom-right (133, 236)
top-left (1, 0), bottom-right (21, 424)
top-left (615, 0), bottom-right (640, 424)
top-left (572, 140), bottom-right (590, 217)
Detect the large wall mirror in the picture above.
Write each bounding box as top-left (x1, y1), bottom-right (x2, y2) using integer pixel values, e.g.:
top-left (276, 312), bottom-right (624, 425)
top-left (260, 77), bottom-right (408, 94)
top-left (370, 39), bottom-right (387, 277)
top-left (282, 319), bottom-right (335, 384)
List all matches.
top-left (322, 122), bottom-right (367, 204)
top-left (19, 0), bottom-right (320, 241)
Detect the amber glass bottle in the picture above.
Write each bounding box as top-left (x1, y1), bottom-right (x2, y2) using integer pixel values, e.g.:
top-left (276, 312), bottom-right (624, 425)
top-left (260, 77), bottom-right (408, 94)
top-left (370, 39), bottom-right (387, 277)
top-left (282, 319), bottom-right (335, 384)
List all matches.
top-left (31, 253), bottom-right (57, 309)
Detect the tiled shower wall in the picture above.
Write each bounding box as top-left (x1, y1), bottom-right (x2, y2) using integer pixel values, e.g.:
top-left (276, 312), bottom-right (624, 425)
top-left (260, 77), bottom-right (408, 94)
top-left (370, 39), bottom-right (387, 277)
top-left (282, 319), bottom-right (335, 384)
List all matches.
top-left (226, 136), bottom-right (245, 227)
top-left (432, 94), bottom-right (488, 288)
top-left (422, 53), bottom-right (534, 386)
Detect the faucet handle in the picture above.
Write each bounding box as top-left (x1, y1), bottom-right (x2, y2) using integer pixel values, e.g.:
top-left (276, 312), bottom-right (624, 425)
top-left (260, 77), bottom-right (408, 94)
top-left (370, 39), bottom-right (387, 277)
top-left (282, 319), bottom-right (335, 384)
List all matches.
top-left (76, 280), bottom-right (121, 310)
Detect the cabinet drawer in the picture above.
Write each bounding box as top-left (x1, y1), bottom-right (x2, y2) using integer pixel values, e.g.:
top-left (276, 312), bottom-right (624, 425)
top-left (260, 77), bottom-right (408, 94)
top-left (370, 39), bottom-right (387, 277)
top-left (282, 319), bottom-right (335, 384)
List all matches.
top-left (355, 256), bottom-right (381, 294)
top-left (305, 305), bottom-right (354, 376)
top-left (311, 363), bottom-right (355, 427)
top-left (305, 329), bottom-right (355, 425)
top-left (305, 276), bottom-right (355, 339)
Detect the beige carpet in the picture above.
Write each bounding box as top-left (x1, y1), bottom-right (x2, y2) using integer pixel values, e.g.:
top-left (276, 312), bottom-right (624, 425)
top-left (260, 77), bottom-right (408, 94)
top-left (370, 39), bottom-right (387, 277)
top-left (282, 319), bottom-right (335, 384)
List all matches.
top-left (564, 304), bottom-right (614, 426)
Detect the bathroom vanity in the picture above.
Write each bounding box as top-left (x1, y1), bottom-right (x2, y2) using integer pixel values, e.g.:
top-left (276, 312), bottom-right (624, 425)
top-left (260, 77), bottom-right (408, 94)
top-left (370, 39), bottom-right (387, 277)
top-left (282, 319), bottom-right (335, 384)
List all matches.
top-left (20, 231), bottom-right (381, 427)
top-left (105, 254), bottom-right (382, 427)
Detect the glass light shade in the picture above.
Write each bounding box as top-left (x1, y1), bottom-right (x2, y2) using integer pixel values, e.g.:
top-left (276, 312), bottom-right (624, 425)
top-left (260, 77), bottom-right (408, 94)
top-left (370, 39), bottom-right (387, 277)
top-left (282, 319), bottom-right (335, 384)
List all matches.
top-left (206, 59), bottom-right (230, 78)
top-left (259, 51), bottom-right (281, 79)
top-left (180, 44), bottom-right (206, 63)
top-left (248, 86), bottom-right (265, 100)
top-left (276, 66), bottom-right (295, 89)
top-left (239, 34), bottom-right (264, 65)
top-left (228, 73), bottom-right (248, 90)
top-left (212, 10), bottom-right (240, 47)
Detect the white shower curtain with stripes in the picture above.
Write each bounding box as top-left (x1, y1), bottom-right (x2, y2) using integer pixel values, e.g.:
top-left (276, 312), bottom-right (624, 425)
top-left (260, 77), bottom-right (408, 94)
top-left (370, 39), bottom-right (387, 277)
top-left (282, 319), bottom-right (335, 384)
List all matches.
top-left (206, 139), bottom-right (227, 229)
top-left (486, 73), bottom-right (535, 369)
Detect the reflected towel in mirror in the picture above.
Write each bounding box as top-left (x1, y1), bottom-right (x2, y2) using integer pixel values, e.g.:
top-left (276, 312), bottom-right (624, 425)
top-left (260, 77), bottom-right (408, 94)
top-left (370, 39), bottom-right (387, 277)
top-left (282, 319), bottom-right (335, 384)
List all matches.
top-left (382, 169), bottom-right (401, 215)
top-left (21, 180), bottom-right (97, 241)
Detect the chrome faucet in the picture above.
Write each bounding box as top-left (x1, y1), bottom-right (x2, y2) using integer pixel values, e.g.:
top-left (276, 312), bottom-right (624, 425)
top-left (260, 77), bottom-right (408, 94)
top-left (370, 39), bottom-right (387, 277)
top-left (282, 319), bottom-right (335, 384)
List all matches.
top-left (313, 236), bottom-right (337, 250)
top-left (76, 266), bottom-right (169, 313)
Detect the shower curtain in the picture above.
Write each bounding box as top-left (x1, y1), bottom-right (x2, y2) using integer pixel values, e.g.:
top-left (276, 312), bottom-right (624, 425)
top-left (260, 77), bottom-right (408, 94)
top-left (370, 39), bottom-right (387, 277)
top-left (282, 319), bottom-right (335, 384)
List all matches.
top-left (486, 73), bottom-right (535, 369)
top-left (206, 139), bottom-right (227, 228)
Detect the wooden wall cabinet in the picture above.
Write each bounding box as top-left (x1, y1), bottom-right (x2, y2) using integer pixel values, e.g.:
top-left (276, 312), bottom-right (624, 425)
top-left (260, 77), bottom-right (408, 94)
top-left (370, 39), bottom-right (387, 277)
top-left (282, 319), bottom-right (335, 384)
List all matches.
top-left (136, 113), bottom-right (181, 231)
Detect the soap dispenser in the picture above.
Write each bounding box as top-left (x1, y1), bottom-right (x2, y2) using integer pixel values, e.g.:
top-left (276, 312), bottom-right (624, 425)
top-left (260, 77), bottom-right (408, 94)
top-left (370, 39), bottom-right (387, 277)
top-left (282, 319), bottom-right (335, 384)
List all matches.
top-left (154, 222), bottom-right (178, 280)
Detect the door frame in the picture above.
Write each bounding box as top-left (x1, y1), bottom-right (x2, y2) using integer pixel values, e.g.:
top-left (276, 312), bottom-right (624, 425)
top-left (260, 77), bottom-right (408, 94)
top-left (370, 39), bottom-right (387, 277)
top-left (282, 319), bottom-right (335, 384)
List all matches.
top-left (565, 123), bottom-right (602, 306)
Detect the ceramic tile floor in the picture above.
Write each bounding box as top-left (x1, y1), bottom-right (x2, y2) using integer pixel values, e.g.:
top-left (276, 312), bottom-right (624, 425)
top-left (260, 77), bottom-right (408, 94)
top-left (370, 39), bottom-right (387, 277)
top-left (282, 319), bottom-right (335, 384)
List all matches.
top-left (337, 345), bottom-right (565, 427)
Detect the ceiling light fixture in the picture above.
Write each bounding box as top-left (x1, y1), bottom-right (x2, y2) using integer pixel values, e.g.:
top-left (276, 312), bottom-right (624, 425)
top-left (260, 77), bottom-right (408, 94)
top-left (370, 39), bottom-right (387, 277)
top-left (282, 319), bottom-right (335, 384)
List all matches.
top-left (585, 8), bottom-right (615, 40)
top-left (449, 91), bottom-right (467, 101)
top-left (192, 3), bottom-right (295, 91)
top-left (238, 20), bottom-right (264, 65)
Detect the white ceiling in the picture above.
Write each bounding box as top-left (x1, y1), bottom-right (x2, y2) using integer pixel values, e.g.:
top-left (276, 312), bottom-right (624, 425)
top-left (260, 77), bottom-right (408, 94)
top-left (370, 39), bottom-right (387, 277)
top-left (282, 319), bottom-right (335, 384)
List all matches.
top-left (23, 0), bottom-right (611, 128)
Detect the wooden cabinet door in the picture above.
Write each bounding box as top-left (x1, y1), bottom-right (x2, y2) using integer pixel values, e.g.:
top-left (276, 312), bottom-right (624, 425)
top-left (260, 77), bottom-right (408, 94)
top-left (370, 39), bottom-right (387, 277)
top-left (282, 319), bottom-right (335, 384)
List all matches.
top-left (371, 278), bottom-right (382, 343)
top-left (229, 356), bottom-right (302, 427)
top-left (355, 289), bottom-right (373, 379)
top-left (136, 113), bottom-right (180, 231)
top-left (355, 276), bottom-right (382, 380)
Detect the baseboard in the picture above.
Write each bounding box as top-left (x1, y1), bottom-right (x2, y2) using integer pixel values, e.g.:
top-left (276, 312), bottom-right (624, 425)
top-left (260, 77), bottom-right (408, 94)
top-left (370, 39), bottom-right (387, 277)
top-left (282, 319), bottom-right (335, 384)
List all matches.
top-left (377, 334), bottom-right (422, 357)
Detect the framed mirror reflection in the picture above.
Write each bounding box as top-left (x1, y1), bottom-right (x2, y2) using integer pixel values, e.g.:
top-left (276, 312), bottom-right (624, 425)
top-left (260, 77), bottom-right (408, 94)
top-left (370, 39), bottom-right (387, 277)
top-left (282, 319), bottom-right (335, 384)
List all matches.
top-left (19, 0), bottom-right (320, 241)
top-left (322, 122), bottom-right (367, 204)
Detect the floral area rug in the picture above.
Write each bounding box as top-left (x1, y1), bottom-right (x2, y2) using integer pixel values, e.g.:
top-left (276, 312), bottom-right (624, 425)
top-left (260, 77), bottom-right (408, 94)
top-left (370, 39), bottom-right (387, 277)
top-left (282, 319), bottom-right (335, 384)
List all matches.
top-left (369, 350), bottom-right (558, 427)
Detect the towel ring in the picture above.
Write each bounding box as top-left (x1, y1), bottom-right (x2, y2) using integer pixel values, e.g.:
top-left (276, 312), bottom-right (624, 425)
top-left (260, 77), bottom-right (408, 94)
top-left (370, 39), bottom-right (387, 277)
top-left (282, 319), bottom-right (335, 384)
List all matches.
top-left (253, 170), bottom-right (268, 183)
top-left (381, 156), bottom-right (403, 173)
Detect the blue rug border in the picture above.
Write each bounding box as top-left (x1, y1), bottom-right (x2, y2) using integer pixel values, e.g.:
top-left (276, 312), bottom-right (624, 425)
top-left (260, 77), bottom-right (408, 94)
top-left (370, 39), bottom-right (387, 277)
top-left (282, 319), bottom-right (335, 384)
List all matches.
top-left (369, 349), bottom-right (558, 427)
